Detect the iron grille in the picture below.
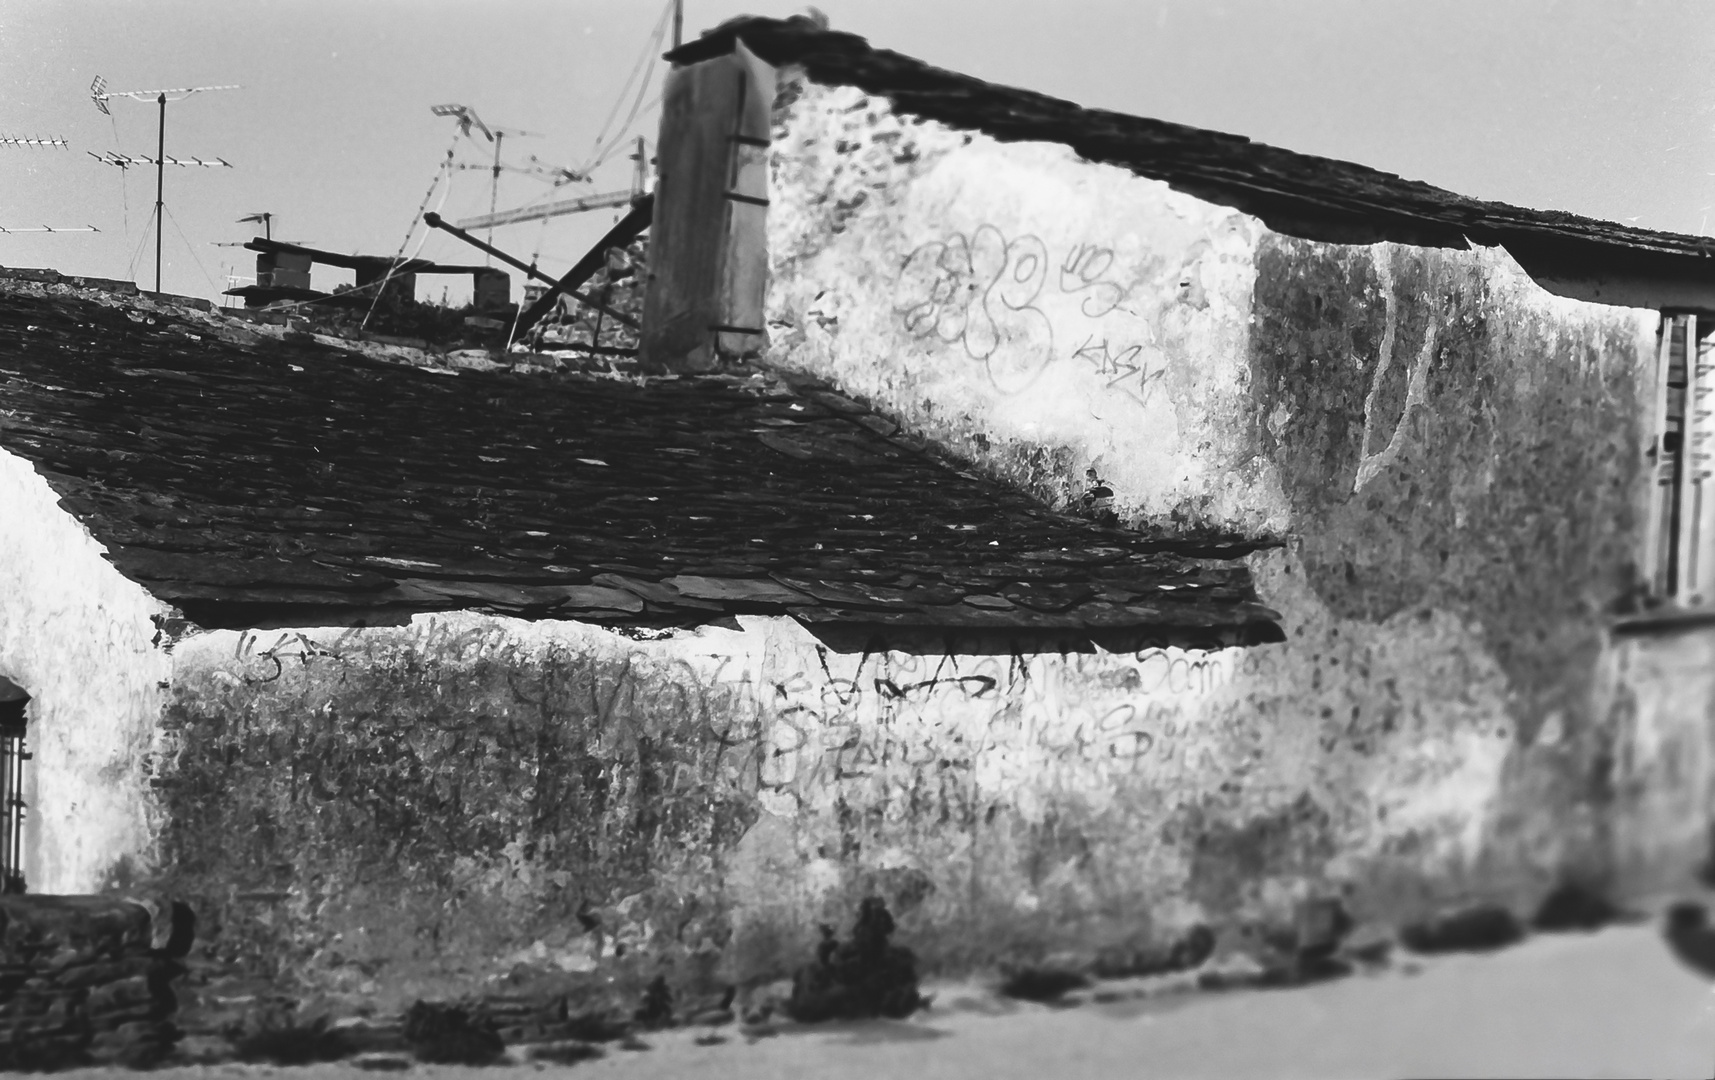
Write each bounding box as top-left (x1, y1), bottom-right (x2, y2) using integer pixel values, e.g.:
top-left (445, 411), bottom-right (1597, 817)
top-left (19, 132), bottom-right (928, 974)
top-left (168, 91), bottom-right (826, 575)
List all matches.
top-left (0, 698), bottom-right (28, 893)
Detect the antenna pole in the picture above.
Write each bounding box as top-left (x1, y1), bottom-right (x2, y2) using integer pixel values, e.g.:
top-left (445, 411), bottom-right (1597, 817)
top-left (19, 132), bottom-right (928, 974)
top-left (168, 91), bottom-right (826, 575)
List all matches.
top-left (672, 0), bottom-right (682, 49)
top-left (154, 93), bottom-right (166, 294)
top-left (487, 130), bottom-right (505, 266)
top-left (633, 135), bottom-right (645, 197)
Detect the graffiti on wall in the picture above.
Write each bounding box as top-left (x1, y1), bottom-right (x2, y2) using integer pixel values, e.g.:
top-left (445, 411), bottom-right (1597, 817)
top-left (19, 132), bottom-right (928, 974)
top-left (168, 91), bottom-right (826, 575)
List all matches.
top-left (212, 623), bottom-right (1263, 828)
top-left (891, 225), bottom-right (1171, 403)
top-left (751, 641), bottom-right (1262, 822)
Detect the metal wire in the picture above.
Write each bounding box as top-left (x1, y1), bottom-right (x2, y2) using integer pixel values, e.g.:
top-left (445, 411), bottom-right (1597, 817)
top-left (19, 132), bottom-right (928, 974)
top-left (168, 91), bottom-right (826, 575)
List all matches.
top-left (362, 138), bottom-right (457, 330)
top-left (578, 0), bottom-right (672, 178)
top-left (164, 204), bottom-right (222, 297)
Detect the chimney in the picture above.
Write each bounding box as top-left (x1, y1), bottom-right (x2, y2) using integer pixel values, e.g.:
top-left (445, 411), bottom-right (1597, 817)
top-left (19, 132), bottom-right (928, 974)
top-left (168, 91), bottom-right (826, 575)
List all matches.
top-left (639, 39), bottom-right (775, 373)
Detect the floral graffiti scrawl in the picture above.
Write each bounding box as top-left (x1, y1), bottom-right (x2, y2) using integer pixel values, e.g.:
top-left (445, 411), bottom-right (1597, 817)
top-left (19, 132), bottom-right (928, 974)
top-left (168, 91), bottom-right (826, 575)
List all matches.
top-left (892, 225), bottom-right (1137, 394)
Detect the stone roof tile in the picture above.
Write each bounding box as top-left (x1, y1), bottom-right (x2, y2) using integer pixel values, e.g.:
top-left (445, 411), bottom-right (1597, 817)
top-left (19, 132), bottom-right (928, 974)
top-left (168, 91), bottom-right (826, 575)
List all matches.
top-left (0, 287), bottom-right (1281, 650)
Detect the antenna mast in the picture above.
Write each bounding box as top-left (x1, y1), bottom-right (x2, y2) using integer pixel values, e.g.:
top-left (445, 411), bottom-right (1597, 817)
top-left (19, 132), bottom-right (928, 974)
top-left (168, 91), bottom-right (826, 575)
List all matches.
top-left (90, 77), bottom-right (239, 294)
top-left (430, 104), bottom-right (543, 266)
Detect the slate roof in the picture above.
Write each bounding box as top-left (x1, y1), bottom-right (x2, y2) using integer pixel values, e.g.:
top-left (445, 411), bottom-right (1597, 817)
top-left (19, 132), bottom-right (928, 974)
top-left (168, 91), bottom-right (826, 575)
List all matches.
top-left (673, 17), bottom-right (1715, 288)
top-left (0, 286), bottom-right (1282, 650)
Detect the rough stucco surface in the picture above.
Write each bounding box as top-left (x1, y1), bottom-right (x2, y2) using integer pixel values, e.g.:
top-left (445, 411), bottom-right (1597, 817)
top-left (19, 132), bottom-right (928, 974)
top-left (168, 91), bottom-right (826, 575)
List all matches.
top-left (762, 76), bottom-right (1714, 911)
top-left (765, 77), bottom-right (1281, 539)
top-left (0, 447), bottom-right (170, 893)
top-left (157, 615), bottom-right (1251, 1001)
top-left (1608, 632), bottom-right (1715, 894)
top-left (154, 595), bottom-right (1633, 1005)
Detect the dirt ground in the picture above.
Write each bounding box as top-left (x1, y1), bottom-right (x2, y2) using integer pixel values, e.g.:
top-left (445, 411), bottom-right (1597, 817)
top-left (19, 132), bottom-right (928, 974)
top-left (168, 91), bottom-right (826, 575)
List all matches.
top-left (58, 923), bottom-right (1715, 1080)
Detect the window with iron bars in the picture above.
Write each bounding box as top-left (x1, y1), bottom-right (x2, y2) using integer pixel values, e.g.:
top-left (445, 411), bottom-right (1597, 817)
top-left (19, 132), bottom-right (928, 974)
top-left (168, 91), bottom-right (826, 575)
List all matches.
top-left (1643, 312), bottom-right (1715, 607)
top-left (0, 693), bottom-right (26, 894)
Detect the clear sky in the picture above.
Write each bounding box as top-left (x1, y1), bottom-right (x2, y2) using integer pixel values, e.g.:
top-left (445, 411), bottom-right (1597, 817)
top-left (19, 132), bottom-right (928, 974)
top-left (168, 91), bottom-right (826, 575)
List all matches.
top-left (1, 0), bottom-right (1711, 304)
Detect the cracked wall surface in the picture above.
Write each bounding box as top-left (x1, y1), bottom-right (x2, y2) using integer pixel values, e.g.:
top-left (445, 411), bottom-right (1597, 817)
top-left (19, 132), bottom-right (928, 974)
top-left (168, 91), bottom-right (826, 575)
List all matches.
top-left (762, 73), bottom-right (1710, 916)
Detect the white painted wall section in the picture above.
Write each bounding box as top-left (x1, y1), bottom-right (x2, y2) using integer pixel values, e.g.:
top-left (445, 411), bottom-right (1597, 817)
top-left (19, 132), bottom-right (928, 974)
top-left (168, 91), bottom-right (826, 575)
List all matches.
top-left (0, 447), bottom-right (171, 892)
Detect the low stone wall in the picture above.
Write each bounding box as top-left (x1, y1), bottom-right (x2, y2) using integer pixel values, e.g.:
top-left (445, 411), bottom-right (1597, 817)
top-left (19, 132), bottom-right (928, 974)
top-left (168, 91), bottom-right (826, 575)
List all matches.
top-left (0, 895), bottom-right (192, 1069)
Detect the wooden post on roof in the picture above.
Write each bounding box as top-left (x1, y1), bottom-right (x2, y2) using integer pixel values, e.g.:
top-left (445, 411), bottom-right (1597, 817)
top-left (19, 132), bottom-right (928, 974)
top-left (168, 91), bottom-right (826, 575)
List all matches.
top-left (638, 39), bottom-right (774, 374)
top-left (511, 196), bottom-right (654, 338)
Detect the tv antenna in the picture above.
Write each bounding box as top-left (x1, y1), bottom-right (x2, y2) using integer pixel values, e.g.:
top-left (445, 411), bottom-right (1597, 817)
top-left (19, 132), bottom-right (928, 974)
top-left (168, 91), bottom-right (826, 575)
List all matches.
top-left (238, 211), bottom-right (274, 240)
top-left (0, 225), bottom-right (98, 233)
top-left (214, 213), bottom-right (304, 247)
top-left (429, 103), bottom-right (491, 141)
top-left (451, 139), bottom-right (643, 233)
top-left (526, 155), bottom-right (589, 186)
top-left (452, 155), bottom-right (587, 187)
top-left (430, 103), bottom-right (547, 264)
top-left (0, 136), bottom-right (68, 149)
top-left (87, 151), bottom-right (231, 169)
top-left (89, 76), bottom-right (239, 294)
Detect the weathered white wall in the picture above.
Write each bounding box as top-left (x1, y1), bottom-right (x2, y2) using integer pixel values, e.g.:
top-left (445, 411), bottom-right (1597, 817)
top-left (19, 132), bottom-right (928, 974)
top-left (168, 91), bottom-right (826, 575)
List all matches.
top-left (0, 448), bottom-right (172, 892)
top-left (766, 77), bottom-right (1285, 533)
top-left (1608, 631), bottom-right (1715, 894)
top-left (762, 71), bottom-right (1707, 912)
top-left (151, 602), bottom-right (1576, 1001)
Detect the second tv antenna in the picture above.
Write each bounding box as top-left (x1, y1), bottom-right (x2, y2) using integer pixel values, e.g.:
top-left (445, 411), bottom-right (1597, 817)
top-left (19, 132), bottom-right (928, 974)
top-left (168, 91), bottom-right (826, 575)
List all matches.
top-left (431, 103), bottom-right (553, 265)
top-left (89, 76), bottom-right (239, 294)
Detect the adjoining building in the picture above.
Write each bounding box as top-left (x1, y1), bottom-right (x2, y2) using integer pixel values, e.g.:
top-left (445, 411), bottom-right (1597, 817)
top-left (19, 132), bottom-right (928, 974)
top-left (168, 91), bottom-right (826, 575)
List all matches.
top-left (227, 237), bottom-right (512, 312)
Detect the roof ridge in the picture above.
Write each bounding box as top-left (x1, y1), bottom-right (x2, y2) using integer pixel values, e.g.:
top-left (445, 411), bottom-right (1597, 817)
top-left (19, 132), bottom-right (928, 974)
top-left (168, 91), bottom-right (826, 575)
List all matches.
top-left (673, 15), bottom-right (1715, 274)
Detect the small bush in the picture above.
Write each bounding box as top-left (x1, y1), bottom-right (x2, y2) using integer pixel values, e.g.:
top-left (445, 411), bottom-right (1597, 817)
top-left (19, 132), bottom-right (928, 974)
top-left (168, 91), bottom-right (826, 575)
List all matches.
top-left (1532, 882), bottom-right (1621, 932)
top-left (633, 975), bottom-right (674, 1029)
top-left (785, 897), bottom-right (925, 1022)
top-left (999, 967), bottom-right (1089, 1002)
top-left (234, 1020), bottom-right (350, 1066)
top-left (402, 1001), bottom-right (505, 1065)
top-left (1400, 904), bottom-right (1523, 954)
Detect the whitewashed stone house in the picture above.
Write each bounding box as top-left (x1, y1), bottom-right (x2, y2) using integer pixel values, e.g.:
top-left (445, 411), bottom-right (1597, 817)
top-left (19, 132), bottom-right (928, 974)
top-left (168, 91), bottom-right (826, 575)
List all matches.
top-left (0, 15), bottom-right (1711, 1007)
